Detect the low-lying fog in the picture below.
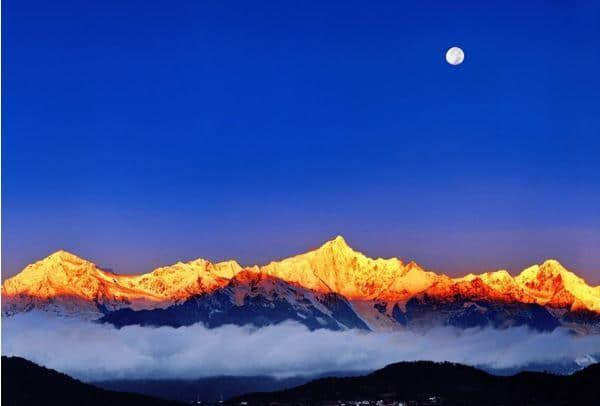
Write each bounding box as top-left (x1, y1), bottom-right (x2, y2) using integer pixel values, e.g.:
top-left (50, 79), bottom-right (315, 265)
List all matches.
top-left (3, 312), bottom-right (599, 381)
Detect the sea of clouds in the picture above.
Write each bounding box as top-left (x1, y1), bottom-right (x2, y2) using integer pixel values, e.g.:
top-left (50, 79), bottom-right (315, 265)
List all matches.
top-left (2, 312), bottom-right (599, 381)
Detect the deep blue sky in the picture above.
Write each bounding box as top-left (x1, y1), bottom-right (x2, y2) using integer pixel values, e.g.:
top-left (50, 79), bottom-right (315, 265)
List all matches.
top-left (3, 0), bottom-right (600, 283)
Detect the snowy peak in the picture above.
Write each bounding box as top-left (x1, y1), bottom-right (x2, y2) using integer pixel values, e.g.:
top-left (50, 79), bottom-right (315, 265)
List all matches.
top-left (515, 260), bottom-right (600, 311)
top-left (517, 259), bottom-right (573, 286)
top-left (261, 236), bottom-right (433, 301)
top-left (423, 259), bottom-right (600, 312)
top-left (516, 260), bottom-right (570, 295)
top-left (2, 250), bottom-right (243, 315)
top-left (45, 249), bottom-right (86, 263)
top-left (1, 250), bottom-right (111, 299)
top-left (316, 235), bottom-right (357, 260)
top-left (2, 250), bottom-right (125, 316)
top-left (132, 258), bottom-right (242, 300)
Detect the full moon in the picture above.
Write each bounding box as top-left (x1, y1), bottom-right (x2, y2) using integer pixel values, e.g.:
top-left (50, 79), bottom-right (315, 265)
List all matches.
top-left (446, 46), bottom-right (465, 65)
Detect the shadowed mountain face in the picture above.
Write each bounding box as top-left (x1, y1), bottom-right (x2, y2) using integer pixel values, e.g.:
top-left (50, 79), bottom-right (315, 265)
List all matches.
top-left (1, 356), bottom-right (182, 406)
top-left (3, 236), bottom-right (600, 332)
top-left (231, 361), bottom-right (600, 405)
top-left (98, 277), bottom-right (370, 330)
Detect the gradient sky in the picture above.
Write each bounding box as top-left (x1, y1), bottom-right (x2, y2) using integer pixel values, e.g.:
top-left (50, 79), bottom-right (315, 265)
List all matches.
top-left (3, 0), bottom-right (600, 283)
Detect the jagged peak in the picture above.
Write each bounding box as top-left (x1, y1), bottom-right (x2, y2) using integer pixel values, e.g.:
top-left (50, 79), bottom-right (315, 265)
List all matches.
top-left (517, 259), bottom-right (574, 281)
top-left (147, 257), bottom-right (242, 282)
top-left (454, 273), bottom-right (477, 282)
top-left (315, 235), bottom-right (404, 265)
top-left (216, 259), bottom-right (242, 268)
top-left (515, 259), bottom-right (595, 298)
top-left (332, 235), bottom-right (347, 243)
top-left (8, 250), bottom-right (103, 280)
top-left (542, 258), bottom-right (563, 267)
top-left (318, 235), bottom-right (353, 252)
top-left (463, 269), bottom-right (512, 282)
top-left (539, 259), bottom-right (567, 272)
top-left (45, 249), bottom-right (90, 264)
top-left (335, 235), bottom-right (349, 244)
top-left (292, 236), bottom-right (365, 264)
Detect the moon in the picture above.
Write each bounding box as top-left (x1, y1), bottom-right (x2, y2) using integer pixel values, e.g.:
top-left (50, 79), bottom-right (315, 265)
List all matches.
top-left (446, 46), bottom-right (465, 66)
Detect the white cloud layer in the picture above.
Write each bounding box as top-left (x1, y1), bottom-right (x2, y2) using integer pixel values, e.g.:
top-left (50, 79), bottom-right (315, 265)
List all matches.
top-left (2, 312), bottom-right (599, 381)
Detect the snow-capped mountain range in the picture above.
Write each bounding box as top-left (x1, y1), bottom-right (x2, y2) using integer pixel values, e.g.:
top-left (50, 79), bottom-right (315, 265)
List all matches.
top-left (3, 236), bottom-right (600, 332)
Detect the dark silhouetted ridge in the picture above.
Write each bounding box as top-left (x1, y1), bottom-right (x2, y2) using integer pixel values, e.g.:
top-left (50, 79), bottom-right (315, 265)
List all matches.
top-left (2, 356), bottom-right (182, 406)
top-left (231, 360), bottom-right (600, 405)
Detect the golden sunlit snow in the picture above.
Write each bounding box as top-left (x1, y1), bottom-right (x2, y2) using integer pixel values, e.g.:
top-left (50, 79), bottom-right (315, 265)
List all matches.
top-left (2, 236), bottom-right (599, 316)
